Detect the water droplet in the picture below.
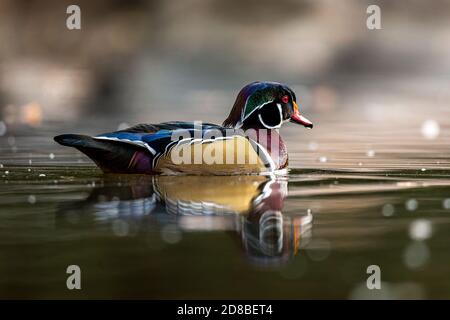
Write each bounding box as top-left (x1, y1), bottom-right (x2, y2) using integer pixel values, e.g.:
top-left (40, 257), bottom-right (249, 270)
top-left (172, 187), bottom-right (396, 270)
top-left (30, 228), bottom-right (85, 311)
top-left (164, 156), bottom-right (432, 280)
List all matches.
top-left (382, 204), bottom-right (395, 217)
top-left (161, 225), bottom-right (182, 244)
top-left (403, 241), bottom-right (430, 269)
top-left (308, 142), bottom-right (318, 151)
top-left (112, 219), bottom-right (129, 237)
top-left (366, 150), bottom-right (375, 157)
top-left (39, 174), bottom-right (46, 177)
top-left (0, 121), bottom-right (7, 136)
top-left (409, 219), bottom-right (432, 241)
top-left (319, 156), bottom-right (327, 163)
top-left (28, 159), bottom-right (32, 165)
top-left (421, 168), bottom-right (427, 172)
top-left (358, 162), bottom-right (363, 166)
top-left (7, 136), bottom-right (15, 146)
top-left (405, 199), bottom-right (418, 211)
top-left (306, 238), bottom-right (331, 261)
top-left (4, 171), bottom-right (9, 175)
top-left (443, 198), bottom-right (450, 209)
top-left (27, 195), bottom-right (36, 204)
top-left (49, 153), bottom-right (55, 160)
top-left (421, 120), bottom-right (440, 140)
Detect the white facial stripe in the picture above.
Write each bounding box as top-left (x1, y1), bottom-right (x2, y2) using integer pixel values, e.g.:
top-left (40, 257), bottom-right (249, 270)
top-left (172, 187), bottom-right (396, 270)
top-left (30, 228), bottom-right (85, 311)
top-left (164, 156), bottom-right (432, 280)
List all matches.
top-left (240, 99), bottom-right (275, 124)
top-left (94, 136), bottom-right (157, 155)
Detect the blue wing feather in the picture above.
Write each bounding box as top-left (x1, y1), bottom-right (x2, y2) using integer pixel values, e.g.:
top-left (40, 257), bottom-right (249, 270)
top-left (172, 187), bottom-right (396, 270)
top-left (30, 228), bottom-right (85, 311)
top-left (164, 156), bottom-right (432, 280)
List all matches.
top-left (95, 122), bottom-right (229, 156)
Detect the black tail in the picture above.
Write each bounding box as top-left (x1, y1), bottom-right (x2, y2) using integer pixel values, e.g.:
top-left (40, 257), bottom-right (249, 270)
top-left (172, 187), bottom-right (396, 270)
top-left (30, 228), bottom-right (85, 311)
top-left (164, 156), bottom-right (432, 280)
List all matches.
top-left (54, 134), bottom-right (96, 148)
top-left (54, 134), bottom-right (142, 173)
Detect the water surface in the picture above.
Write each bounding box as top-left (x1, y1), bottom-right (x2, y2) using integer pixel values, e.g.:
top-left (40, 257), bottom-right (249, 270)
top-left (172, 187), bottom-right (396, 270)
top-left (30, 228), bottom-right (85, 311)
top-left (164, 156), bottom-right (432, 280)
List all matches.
top-left (1, 101), bottom-right (450, 299)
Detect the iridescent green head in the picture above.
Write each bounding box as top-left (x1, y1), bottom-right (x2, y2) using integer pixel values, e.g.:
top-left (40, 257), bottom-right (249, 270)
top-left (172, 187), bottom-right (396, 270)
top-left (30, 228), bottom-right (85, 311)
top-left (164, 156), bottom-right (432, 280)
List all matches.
top-left (223, 81), bottom-right (313, 130)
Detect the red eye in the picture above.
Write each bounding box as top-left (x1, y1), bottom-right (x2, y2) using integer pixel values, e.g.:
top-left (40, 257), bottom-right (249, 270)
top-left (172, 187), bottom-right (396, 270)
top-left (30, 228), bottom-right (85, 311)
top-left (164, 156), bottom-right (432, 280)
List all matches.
top-left (281, 95), bottom-right (289, 104)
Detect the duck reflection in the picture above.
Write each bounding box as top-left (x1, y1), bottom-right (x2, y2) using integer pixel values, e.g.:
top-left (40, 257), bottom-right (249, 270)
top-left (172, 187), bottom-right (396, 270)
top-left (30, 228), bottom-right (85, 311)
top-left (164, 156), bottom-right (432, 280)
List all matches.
top-left (59, 175), bottom-right (312, 265)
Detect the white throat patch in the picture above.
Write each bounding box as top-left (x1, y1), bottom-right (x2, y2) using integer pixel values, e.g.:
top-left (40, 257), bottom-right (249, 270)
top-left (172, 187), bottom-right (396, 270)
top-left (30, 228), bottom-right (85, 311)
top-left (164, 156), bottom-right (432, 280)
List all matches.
top-left (258, 103), bottom-right (283, 129)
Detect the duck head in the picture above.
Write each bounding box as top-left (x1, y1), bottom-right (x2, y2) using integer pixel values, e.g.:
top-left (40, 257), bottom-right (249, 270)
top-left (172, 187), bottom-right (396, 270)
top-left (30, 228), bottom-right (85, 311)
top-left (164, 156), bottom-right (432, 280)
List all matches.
top-left (223, 81), bottom-right (313, 130)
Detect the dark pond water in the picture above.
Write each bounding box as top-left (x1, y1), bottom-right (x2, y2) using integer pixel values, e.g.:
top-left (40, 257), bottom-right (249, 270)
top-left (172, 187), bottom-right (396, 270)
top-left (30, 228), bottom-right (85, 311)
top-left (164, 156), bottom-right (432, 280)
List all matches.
top-left (1, 95), bottom-right (450, 299)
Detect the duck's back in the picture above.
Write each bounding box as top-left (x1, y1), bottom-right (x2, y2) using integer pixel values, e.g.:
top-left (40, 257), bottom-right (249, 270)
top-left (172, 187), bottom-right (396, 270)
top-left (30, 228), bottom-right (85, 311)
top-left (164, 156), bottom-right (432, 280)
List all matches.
top-left (55, 121), bottom-right (275, 175)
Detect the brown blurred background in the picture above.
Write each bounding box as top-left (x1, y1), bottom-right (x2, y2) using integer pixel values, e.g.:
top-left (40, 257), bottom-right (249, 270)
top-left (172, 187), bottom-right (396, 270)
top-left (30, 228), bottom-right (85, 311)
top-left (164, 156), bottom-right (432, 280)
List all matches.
top-left (1, 0), bottom-right (450, 128)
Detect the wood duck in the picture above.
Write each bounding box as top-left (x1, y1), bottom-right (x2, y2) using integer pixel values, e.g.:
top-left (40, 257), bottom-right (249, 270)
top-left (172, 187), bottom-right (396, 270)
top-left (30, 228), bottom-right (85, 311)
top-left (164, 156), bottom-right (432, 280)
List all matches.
top-left (54, 81), bottom-right (313, 175)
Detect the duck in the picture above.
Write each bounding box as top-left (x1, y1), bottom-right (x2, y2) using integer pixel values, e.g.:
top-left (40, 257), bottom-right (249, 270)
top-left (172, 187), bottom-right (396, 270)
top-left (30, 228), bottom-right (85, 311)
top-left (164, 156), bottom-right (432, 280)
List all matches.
top-left (54, 81), bottom-right (313, 175)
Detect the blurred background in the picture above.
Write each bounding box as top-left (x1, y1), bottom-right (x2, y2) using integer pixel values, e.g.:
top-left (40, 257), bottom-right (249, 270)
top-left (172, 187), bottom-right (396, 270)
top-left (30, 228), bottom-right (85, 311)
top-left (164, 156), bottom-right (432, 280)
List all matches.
top-left (1, 0), bottom-right (450, 128)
